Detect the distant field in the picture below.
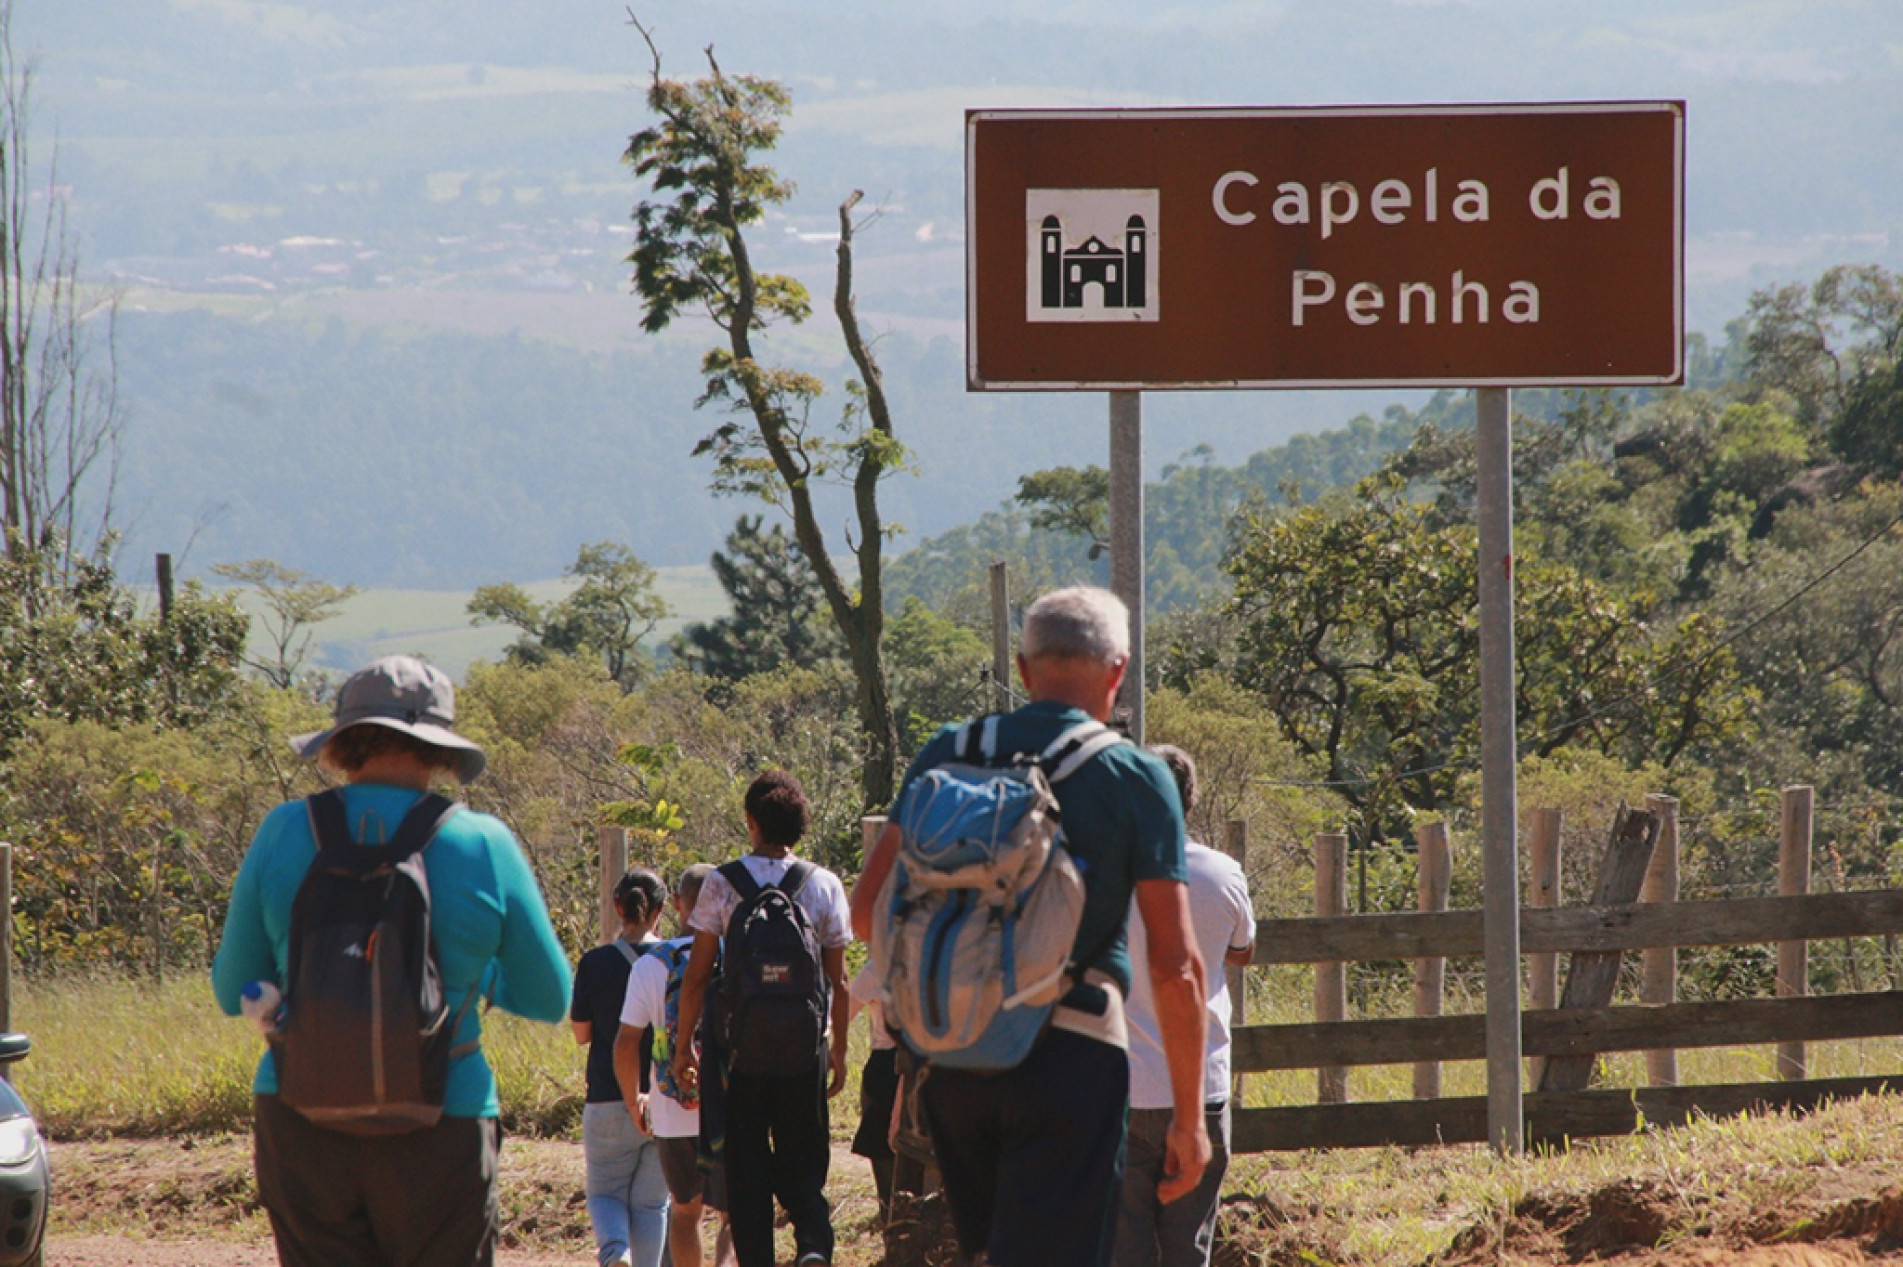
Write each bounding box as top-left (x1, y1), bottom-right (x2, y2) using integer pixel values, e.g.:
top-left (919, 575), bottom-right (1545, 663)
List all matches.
top-left (231, 564), bottom-right (727, 681)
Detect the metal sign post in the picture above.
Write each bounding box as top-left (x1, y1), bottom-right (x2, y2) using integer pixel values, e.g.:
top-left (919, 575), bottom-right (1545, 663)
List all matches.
top-left (1475, 385), bottom-right (1523, 1154)
top-left (1110, 390), bottom-right (1145, 741)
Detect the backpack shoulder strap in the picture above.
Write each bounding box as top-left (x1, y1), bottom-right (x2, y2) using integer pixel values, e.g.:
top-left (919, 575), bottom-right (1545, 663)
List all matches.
top-left (719, 858), bottom-right (761, 904)
top-left (385, 793), bottom-right (460, 861)
top-left (953, 715), bottom-right (1002, 764)
top-left (613, 939), bottom-right (642, 967)
top-left (777, 858), bottom-right (815, 901)
top-left (305, 788), bottom-right (351, 853)
top-left (1041, 720), bottom-right (1126, 784)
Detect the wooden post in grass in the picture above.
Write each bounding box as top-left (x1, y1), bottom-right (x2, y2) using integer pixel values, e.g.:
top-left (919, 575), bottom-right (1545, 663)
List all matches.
top-left (1526, 808), bottom-right (1562, 1087)
top-left (598, 826), bottom-right (629, 944)
top-left (989, 563), bottom-right (1012, 714)
top-left (1413, 821), bottom-right (1452, 1099)
top-left (1536, 804), bottom-right (1659, 1093)
top-left (1223, 819), bottom-right (1250, 1101)
top-left (1642, 794), bottom-right (1681, 1087)
top-left (1316, 832), bottom-right (1349, 1104)
top-left (1778, 786), bottom-right (1814, 1080)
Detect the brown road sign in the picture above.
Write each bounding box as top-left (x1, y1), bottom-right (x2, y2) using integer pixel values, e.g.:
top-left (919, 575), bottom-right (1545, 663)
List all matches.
top-left (967, 103), bottom-right (1684, 390)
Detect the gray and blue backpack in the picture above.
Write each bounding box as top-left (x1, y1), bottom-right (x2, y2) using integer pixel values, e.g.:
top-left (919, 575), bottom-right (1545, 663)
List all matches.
top-left (871, 717), bottom-right (1124, 1071)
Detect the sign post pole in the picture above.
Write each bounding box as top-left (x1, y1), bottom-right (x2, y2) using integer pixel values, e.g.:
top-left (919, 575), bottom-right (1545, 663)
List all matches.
top-left (1476, 384), bottom-right (1524, 1155)
top-left (1109, 389), bottom-right (1145, 742)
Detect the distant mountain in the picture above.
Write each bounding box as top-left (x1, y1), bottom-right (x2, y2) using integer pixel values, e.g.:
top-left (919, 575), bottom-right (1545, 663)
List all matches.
top-left (23, 0), bottom-right (1903, 586)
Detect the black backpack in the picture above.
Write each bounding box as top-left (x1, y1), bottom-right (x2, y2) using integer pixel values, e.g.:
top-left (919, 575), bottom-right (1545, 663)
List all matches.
top-left (711, 858), bottom-right (828, 1075)
top-left (272, 789), bottom-right (475, 1136)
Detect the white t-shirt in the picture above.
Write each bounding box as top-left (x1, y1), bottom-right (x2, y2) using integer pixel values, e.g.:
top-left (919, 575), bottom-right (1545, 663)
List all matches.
top-left (619, 936), bottom-right (698, 1139)
top-left (687, 853), bottom-right (853, 949)
top-left (1124, 840), bottom-right (1256, 1110)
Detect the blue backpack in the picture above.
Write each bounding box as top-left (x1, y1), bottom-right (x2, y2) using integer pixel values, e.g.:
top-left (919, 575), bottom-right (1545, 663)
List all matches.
top-left (870, 717), bottom-right (1124, 1071)
top-left (647, 938), bottom-right (701, 1109)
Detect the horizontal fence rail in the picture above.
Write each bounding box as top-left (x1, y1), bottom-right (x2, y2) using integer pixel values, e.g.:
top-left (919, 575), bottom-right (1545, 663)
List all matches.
top-left (1234, 991), bottom-right (1903, 1072)
top-left (1247, 889), bottom-right (1903, 965)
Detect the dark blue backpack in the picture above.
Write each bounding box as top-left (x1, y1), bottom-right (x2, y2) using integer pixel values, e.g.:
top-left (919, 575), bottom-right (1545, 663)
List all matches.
top-left (274, 789), bottom-right (475, 1135)
top-left (712, 859), bottom-right (828, 1075)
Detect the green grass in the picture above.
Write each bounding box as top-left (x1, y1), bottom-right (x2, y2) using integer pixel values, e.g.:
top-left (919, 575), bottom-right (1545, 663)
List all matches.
top-left (7, 968), bottom-right (874, 1143)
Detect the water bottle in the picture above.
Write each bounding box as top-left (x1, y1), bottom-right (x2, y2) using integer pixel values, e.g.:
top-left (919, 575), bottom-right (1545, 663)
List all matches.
top-left (240, 980), bottom-right (283, 1035)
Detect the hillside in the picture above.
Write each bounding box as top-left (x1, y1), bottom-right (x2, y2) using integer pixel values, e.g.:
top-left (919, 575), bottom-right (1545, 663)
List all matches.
top-left (20, 0), bottom-right (1903, 587)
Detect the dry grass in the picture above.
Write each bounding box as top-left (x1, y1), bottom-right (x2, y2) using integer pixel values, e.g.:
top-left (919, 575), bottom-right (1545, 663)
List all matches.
top-left (1216, 1091), bottom-right (1903, 1264)
top-left (21, 971), bottom-right (1903, 1262)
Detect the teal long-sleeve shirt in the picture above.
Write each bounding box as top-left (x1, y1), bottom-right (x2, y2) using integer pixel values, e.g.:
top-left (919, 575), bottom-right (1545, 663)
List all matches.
top-left (211, 783), bottom-right (573, 1118)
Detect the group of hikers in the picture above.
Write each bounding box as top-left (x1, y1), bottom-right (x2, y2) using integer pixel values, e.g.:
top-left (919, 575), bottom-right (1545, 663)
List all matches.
top-left (210, 584), bottom-right (1257, 1267)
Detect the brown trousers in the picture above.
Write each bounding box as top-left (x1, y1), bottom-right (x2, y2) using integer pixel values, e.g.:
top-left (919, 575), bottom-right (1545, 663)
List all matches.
top-left (253, 1094), bottom-right (500, 1267)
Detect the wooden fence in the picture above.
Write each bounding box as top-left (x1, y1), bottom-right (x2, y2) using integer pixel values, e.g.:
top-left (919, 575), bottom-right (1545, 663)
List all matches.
top-left (1229, 786), bottom-right (1903, 1152)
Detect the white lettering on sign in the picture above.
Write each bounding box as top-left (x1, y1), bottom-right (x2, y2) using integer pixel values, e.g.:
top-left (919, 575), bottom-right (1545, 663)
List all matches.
top-left (1220, 170), bottom-right (1491, 234)
top-left (1293, 270), bottom-right (1542, 326)
top-left (1213, 171), bottom-right (1258, 225)
top-left (1291, 270), bottom-right (1336, 325)
top-left (1529, 168), bottom-right (1624, 221)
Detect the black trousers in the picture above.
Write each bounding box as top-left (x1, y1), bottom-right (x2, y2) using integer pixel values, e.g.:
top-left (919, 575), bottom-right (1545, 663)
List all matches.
top-left (922, 1029), bottom-right (1130, 1267)
top-left (253, 1093), bottom-right (500, 1267)
top-left (722, 1063), bottom-right (834, 1266)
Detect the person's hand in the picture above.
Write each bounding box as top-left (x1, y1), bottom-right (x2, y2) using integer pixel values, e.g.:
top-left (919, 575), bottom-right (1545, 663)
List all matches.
top-left (633, 1093), bottom-right (653, 1136)
top-left (826, 1044), bottom-right (848, 1099)
top-left (673, 1045), bottom-right (700, 1097)
top-left (1157, 1112), bottom-right (1212, 1205)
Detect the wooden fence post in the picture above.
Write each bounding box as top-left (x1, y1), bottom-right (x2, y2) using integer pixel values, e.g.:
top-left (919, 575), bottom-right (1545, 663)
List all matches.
top-left (1779, 785), bottom-right (1814, 1080)
top-left (598, 826), bottom-right (629, 945)
top-left (861, 815), bottom-right (887, 860)
top-left (1642, 794), bottom-right (1680, 1086)
top-left (1223, 819), bottom-right (1250, 1102)
top-left (989, 563), bottom-right (1012, 714)
top-left (1526, 808), bottom-right (1562, 1087)
top-left (1413, 821), bottom-right (1452, 1099)
top-left (156, 553), bottom-right (174, 623)
top-left (1537, 805), bottom-right (1660, 1093)
top-left (1316, 832), bottom-right (1349, 1104)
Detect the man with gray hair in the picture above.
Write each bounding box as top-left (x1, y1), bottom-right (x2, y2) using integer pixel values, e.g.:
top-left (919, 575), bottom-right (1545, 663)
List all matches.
top-left (852, 585), bottom-right (1210, 1267)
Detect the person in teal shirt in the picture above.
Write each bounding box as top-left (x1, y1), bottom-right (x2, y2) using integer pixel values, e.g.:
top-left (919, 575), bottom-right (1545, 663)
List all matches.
top-left (212, 655), bottom-right (571, 1267)
top-left (852, 586), bottom-right (1211, 1267)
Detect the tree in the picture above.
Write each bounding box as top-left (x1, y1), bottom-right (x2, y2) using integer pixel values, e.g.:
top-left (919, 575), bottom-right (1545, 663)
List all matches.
top-left (210, 558), bottom-right (360, 691)
top-left (1014, 465), bottom-right (1110, 559)
top-left (468, 541), bottom-right (671, 688)
top-left (1743, 264), bottom-right (1903, 433)
top-left (0, 2), bottom-right (121, 577)
top-left (675, 514), bottom-right (838, 681)
top-left (0, 536), bottom-right (249, 760)
top-left (1212, 476), bottom-right (1751, 838)
top-left (625, 30), bottom-right (905, 808)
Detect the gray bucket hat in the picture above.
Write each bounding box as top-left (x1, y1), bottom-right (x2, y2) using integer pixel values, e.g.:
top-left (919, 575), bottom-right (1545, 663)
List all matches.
top-left (291, 655), bottom-right (487, 783)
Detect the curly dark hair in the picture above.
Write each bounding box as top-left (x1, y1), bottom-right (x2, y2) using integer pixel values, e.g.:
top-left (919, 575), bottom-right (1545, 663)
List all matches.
top-left (322, 724), bottom-right (461, 777)
top-left (744, 769), bottom-right (810, 849)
